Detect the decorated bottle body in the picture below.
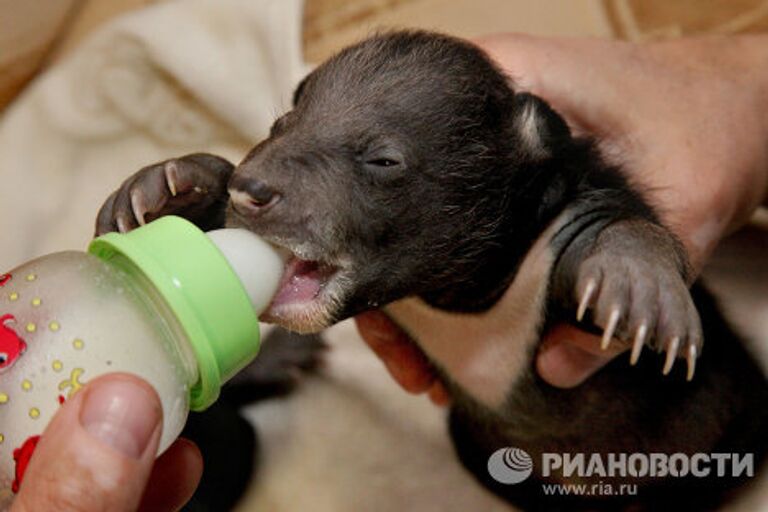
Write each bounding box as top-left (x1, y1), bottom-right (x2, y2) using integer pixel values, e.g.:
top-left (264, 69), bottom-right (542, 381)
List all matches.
top-left (0, 251), bottom-right (197, 499)
top-left (0, 216), bottom-right (283, 503)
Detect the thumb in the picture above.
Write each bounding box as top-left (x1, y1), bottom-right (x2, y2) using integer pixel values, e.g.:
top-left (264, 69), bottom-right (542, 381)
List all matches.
top-left (12, 374), bottom-right (163, 512)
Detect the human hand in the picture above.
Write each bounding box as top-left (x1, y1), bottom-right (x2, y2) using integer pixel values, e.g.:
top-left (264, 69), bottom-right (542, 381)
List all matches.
top-left (355, 310), bottom-right (451, 406)
top-left (477, 33), bottom-right (768, 387)
top-left (356, 34), bottom-right (768, 393)
top-left (11, 374), bottom-right (202, 512)
top-left (478, 33), bottom-right (768, 269)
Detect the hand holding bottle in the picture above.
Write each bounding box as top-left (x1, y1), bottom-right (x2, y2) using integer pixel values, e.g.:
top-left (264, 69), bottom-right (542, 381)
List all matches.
top-left (11, 374), bottom-right (202, 512)
top-left (0, 216), bottom-right (284, 503)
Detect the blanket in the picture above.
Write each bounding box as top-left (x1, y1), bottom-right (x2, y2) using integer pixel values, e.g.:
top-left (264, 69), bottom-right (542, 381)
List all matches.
top-left (0, 2), bottom-right (764, 510)
top-left (0, 2), bottom-right (513, 510)
top-left (0, 0), bottom-right (308, 269)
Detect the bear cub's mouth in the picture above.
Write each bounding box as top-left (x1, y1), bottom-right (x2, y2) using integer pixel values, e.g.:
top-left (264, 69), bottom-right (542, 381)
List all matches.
top-left (272, 257), bottom-right (339, 305)
top-left (259, 245), bottom-right (348, 333)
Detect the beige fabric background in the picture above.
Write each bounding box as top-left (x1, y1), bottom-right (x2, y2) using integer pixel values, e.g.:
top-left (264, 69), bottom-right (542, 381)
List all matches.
top-left (5, 0), bottom-right (768, 111)
top-left (1, 2), bottom-right (766, 511)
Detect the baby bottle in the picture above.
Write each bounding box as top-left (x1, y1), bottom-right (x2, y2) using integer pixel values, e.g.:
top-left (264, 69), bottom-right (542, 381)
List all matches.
top-left (0, 216), bottom-right (283, 502)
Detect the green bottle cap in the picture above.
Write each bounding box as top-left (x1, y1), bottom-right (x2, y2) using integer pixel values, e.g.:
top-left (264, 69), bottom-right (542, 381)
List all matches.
top-left (89, 216), bottom-right (262, 411)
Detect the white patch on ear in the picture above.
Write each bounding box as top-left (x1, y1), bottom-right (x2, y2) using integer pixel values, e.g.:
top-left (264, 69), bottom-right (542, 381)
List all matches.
top-left (516, 101), bottom-right (548, 160)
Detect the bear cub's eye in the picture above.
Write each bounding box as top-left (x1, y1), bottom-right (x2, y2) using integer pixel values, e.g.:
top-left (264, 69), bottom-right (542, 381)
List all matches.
top-left (363, 146), bottom-right (406, 173)
top-left (366, 158), bottom-right (400, 167)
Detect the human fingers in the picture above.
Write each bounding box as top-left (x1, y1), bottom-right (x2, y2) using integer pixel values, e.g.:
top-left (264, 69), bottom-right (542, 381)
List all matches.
top-left (12, 374), bottom-right (162, 512)
top-left (536, 324), bottom-right (625, 388)
top-left (137, 438), bottom-right (202, 512)
top-left (354, 311), bottom-right (437, 394)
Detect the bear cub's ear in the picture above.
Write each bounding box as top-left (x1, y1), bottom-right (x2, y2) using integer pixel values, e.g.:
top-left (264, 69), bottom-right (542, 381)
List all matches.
top-left (292, 76), bottom-right (309, 106)
top-left (513, 93), bottom-right (571, 160)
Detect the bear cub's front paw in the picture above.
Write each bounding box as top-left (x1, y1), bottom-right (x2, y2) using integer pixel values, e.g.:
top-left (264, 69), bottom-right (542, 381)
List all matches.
top-left (575, 251), bottom-right (702, 380)
top-left (96, 153), bottom-right (233, 235)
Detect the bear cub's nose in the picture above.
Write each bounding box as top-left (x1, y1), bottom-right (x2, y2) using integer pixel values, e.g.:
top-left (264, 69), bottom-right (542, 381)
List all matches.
top-left (229, 175), bottom-right (282, 215)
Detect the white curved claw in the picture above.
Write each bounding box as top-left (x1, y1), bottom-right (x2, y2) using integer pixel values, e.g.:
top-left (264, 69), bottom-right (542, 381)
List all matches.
top-left (164, 160), bottom-right (179, 197)
top-left (686, 344), bottom-right (697, 382)
top-left (630, 323), bottom-right (647, 365)
top-left (116, 214), bottom-right (130, 233)
top-left (130, 188), bottom-right (148, 226)
top-left (577, 279), bottom-right (596, 322)
top-left (662, 337), bottom-right (680, 375)
top-left (601, 307), bottom-right (621, 350)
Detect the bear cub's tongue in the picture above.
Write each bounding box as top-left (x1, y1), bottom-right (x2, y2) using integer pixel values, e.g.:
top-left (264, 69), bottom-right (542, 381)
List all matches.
top-left (270, 258), bottom-right (329, 306)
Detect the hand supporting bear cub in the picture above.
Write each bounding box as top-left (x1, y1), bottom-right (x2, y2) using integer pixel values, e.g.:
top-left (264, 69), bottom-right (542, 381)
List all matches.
top-left (359, 33), bottom-right (768, 391)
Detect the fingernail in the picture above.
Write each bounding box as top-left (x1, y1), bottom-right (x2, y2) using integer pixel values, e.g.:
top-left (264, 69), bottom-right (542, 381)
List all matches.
top-left (80, 378), bottom-right (161, 459)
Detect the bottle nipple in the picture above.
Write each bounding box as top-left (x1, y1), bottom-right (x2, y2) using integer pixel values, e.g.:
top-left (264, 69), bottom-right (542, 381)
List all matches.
top-left (206, 229), bottom-right (285, 315)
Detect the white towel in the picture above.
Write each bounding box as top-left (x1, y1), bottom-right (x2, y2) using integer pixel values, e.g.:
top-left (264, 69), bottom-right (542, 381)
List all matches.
top-left (0, 0), bottom-right (309, 268)
top-left (4, 4), bottom-right (762, 511)
top-left (0, 4), bottom-right (513, 511)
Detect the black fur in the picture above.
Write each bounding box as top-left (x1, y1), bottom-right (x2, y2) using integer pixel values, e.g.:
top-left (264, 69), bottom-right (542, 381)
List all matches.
top-left (181, 330), bottom-right (325, 511)
top-left (98, 30), bottom-right (768, 511)
top-left (449, 284), bottom-right (768, 511)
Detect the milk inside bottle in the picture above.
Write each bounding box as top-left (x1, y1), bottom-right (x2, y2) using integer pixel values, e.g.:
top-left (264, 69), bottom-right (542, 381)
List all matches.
top-left (0, 216), bottom-right (283, 502)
